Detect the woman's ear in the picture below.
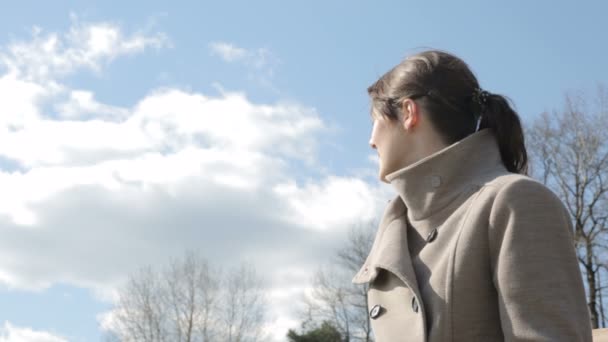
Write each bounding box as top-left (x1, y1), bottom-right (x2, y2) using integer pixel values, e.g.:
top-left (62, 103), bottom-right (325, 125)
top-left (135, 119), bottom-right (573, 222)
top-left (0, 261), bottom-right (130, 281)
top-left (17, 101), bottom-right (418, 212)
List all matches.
top-left (400, 98), bottom-right (419, 130)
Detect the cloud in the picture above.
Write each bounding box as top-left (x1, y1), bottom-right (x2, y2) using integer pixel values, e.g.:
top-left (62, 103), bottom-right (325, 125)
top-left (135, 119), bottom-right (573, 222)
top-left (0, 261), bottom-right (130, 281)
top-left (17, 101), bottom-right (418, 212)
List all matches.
top-left (273, 176), bottom-right (382, 230)
top-left (0, 73), bottom-right (56, 131)
top-left (0, 17), bottom-right (169, 81)
top-left (208, 41), bottom-right (248, 62)
top-left (208, 41), bottom-right (281, 92)
top-left (0, 85), bottom-right (330, 226)
top-left (208, 41), bottom-right (278, 69)
top-left (54, 90), bottom-right (129, 120)
top-left (0, 88), bottom-right (324, 167)
top-left (0, 322), bottom-right (66, 342)
top-left (0, 19), bottom-right (389, 341)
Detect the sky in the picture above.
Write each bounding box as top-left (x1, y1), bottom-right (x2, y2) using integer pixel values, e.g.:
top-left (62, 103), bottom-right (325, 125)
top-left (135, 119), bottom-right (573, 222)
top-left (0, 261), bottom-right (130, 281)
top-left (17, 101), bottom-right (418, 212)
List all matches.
top-left (0, 0), bottom-right (607, 341)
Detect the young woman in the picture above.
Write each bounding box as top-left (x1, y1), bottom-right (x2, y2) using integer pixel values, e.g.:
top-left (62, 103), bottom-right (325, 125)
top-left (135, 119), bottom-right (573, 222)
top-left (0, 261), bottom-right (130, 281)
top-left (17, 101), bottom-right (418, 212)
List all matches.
top-left (353, 50), bottom-right (592, 341)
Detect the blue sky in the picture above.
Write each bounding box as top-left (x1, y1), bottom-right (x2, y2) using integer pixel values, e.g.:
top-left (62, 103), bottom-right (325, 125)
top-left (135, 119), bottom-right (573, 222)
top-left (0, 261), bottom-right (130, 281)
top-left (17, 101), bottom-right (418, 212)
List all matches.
top-left (0, 1), bottom-right (606, 341)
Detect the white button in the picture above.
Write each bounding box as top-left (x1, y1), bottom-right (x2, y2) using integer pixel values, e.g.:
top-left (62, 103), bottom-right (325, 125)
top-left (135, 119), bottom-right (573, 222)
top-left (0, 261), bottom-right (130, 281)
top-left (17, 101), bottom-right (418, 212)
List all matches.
top-left (430, 175), bottom-right (441, 188)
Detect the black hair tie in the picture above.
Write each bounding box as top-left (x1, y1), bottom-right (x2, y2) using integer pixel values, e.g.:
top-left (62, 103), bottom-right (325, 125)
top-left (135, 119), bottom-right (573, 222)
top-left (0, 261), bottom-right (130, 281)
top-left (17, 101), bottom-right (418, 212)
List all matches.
top-left (472, 87), bottom-right (490, 132)
top-left (472, 87), bottom-right (490, 107)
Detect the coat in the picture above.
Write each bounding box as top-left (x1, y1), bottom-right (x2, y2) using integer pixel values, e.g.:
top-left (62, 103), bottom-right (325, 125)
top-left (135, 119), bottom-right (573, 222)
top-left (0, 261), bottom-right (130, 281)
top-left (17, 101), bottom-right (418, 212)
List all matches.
top-left (352, 129), bottom-right (592, 341)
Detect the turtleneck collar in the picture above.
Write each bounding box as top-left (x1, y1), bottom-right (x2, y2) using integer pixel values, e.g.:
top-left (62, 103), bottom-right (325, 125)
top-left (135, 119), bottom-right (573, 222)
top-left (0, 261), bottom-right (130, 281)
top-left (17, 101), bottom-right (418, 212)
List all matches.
top-left (385, 129), bottom-right (504, 221)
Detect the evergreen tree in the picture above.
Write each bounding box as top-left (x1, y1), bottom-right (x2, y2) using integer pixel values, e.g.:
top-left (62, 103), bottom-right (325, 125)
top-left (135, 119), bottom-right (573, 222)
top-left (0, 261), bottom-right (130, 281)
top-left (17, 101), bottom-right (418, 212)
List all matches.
top-left (287, 321), bottom-right (343, 342)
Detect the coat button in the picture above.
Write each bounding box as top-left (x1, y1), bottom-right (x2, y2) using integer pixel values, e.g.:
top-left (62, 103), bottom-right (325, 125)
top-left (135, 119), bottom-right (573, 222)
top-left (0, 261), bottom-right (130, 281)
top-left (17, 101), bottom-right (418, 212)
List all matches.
top-left (426, 228), bottom-right (438, 243)
top-left (411, 297), bottom-right (419, 313)
top-left (369, 304), bottom-right (383, 319)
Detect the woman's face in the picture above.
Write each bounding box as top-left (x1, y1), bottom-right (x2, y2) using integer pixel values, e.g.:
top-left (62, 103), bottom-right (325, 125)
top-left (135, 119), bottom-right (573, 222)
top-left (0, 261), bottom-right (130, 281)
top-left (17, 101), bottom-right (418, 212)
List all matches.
top-left (369, 111), bottom-right (409, 183)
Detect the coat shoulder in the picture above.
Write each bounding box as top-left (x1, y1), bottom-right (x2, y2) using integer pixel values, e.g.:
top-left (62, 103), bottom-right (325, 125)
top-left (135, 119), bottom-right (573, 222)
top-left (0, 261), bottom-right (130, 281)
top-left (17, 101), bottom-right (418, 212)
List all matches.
top-left (477, 173), bottom-right (571, 237)
top-left (483, 173), bottom-right (563, 207)
top-left (469, 172), bottom-right (568, 226)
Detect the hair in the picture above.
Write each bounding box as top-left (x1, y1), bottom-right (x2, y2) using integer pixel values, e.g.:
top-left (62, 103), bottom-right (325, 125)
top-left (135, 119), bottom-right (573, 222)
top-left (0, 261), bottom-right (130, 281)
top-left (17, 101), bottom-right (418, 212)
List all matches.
top-left (367, 49), bottom-right (528, 174)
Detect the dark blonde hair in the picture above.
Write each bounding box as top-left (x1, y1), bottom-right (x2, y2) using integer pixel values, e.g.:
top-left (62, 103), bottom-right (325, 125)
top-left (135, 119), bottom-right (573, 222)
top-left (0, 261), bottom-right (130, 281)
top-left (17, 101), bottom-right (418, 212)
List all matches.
top-left (368, 49), bottom-right (528, 174)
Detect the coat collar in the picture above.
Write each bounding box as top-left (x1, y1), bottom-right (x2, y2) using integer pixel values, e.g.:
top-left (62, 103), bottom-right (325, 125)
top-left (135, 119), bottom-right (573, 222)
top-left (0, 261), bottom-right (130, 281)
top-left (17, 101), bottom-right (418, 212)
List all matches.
top-left (352, 129), bottom-right (504, 287)
top-left (385, 129), bottom-right (503, 222)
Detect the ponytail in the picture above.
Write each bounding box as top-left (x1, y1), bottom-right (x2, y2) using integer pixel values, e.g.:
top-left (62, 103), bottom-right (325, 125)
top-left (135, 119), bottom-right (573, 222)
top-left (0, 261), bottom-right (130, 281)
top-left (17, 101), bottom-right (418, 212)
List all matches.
top-left (479, 94), bottom-right (528, 174)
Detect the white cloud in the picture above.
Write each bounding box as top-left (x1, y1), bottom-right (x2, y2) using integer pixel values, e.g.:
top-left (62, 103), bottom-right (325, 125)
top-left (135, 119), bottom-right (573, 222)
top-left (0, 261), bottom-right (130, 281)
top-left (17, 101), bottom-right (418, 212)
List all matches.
top-left (0, 18), bottom-right (169, 81)
top-left (0, 322), bottom-right (66, 342)
top-left (54, 90), bottom-right (129, 120)
top-left (208, 41), bottom-right (248, 62)
top-left (209, 42), bottom-right (280, 72)
top-left (0, 73), bottom-right (59, 130)
top-left (274, 176), bottom-right (382, 230)
top-left (0, 85), bottom-right (329, 226)
top-left (208, 41), bottom-right (278, 69)
top-left (208, 41), bottom-right (281, 92)
top-left (0, 19), bottom-right (390, 342)
top-left (1, 88), bottom-right (324, 168)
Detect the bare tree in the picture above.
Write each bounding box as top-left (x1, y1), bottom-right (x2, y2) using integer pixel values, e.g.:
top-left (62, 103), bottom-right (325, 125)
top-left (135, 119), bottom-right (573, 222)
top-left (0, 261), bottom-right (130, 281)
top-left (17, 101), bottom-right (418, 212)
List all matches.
top-left (222, 262), bottom-right (268, 342)
top-left (528, 85), bottom-right (608, 328)
top-left (112, 266), bottom-right (168, 342)
top-left (335, 223), bottom-right (377, 342)
top-left (302, 222), bottom-right (376, 341)
top-left (164, 252), bottom-right (219, 342)
top-left (108, 252), bottom-right (268, 341)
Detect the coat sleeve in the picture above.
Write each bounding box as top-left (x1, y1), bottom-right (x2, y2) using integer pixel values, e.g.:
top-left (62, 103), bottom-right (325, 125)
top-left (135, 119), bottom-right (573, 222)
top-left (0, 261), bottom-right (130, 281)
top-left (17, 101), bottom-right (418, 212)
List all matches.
top-left (488, 177), bottom-right (592, 342)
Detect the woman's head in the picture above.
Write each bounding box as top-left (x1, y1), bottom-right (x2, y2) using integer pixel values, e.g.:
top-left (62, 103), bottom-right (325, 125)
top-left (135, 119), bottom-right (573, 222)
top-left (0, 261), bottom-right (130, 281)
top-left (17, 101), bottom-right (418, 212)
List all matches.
top-left (368, 49), bottom-right (527, 181)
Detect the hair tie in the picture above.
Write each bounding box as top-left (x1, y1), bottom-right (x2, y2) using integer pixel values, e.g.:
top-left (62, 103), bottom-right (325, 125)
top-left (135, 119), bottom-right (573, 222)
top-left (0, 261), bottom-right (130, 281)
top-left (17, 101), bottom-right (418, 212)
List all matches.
top-left (472, 87), bottom-right (490, 106)
top-left (472, 87), bottom-right (490, 132)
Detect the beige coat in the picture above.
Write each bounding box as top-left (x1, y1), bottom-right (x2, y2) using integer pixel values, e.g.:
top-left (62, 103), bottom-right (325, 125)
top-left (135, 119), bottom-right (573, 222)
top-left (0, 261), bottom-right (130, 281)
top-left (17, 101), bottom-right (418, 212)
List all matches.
top-left (353, 129), bottom-right (592, 341)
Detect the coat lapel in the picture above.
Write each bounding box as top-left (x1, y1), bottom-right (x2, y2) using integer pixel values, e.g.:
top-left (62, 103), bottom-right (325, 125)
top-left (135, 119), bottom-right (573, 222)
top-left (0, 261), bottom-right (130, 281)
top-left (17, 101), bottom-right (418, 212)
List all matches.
top-left (352, 196), bottom-right (420, 294)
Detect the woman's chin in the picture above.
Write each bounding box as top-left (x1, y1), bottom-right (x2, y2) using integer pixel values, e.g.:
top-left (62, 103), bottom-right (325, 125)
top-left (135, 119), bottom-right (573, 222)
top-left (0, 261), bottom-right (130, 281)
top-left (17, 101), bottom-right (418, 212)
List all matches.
top-left (378, 169), bottom-right (390, 184)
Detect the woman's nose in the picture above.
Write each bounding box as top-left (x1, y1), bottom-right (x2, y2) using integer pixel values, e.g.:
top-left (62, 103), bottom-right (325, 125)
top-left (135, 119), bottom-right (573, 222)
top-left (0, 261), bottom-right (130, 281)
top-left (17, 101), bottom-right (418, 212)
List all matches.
top-left (369, 139), bottom-right (376, 150)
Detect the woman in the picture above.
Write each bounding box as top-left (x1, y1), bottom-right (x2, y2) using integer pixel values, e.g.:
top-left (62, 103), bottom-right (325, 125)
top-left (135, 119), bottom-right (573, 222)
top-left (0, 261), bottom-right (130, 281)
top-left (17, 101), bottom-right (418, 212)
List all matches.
top-left (353, 50), bottom-right (592, 341)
